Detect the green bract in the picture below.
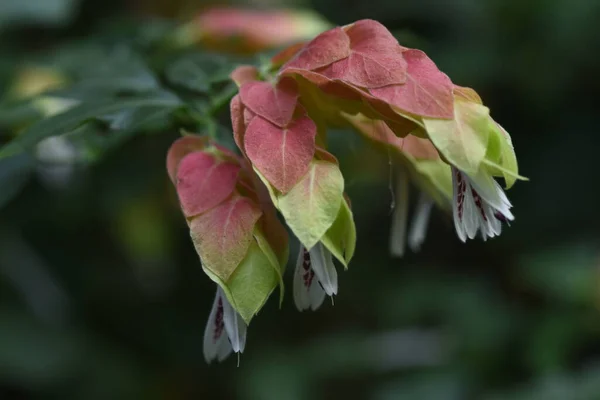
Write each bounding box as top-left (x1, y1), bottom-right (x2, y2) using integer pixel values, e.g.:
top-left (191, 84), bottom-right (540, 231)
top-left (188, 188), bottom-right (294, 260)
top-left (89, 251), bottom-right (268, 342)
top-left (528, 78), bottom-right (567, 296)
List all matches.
top-left (278, 160), bottom-right (344, 250)
top-left (320, 198), bottom-right (356, 267)
top-left (422, 99), bottom-right (490, 174)
top-left (219, 239), bottom-right (280, 324)
top-left (482, 122), bottom-right (524, 188)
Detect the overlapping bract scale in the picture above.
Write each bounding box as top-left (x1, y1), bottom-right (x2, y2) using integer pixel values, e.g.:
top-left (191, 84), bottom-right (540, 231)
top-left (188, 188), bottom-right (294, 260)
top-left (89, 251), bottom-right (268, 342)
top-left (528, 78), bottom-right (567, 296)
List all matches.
top-left (244, 113), bottom-right (317, 194)
top-left (283, 26), bottom-right (351, 71)
top-left (176, 152), bottom-right (240, 217)
top-left (317, 20), bottom-right (407, 89)
top-left (369, 49), bottom-right (454, 119)
top-left (166, 136), bottom-right (287, 324)
top-left (239, 78), bottom-right (299, 128)
top-left (231, 67), bottom-right (356, 265)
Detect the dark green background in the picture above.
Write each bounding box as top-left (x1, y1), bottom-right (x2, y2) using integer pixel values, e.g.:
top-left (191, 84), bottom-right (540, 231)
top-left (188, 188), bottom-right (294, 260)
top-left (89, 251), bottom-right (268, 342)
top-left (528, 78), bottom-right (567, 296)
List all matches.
top-left (1, 0), bottom-right (599, 399)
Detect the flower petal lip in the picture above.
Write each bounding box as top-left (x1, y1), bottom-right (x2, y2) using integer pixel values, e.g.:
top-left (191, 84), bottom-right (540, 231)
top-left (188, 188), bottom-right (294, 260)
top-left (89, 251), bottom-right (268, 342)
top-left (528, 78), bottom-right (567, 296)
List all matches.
top-left (221, 286), bottom-right (247, 354)
top-left (203, 287), bottom-right (233, 363)
top-left (452, 167), bottom-right (514, 242)
top-left (309, 243), bottom-right (338, 296)
top-left (293, 247), bottom-right (326, 311)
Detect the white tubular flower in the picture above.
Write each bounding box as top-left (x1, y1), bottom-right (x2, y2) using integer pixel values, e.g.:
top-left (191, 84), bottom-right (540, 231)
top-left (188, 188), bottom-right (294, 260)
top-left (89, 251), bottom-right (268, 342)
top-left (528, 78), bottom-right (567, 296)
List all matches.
top-left (203, 286), bottom-right (246, 363)
top-left (309, 242), bottom-right (338, 296)
top-left (408, 192), bottom-right (434, 252)
top-left (452, 167), bottom-right (514, 242)
top-left (389, 168), bottom-right (409, 258)
top-left (390, 169), bottom-right (436, 256)
top-left (293, 242), bottom-right (338, 311)
top-left (293, 247), bottom-right (326, 311)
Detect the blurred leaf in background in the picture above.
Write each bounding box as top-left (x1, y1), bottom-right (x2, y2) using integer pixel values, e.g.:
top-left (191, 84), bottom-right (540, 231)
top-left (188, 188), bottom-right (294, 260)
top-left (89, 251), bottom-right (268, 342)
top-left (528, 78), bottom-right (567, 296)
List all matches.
top-left (0, 0), bottom-right (79, 30)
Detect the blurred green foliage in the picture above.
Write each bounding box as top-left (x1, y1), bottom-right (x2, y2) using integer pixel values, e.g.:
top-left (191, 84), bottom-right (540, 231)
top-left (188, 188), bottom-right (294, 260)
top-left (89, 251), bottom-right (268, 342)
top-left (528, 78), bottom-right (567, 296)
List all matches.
top-left (0, 0), bottom-right (599, 399)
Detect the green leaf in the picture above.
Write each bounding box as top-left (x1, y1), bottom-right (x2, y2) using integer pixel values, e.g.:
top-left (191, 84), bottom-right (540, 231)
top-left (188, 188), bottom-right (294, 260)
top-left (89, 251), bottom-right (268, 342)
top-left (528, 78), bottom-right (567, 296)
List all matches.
top-left (422, 99), bottom-right (490, 174)
top-left (165, 53), bottom-right (231, 94)
top-left (48, 48), bottom-right (159, 98)
top-left (518, 243), bottom-right (598, 305)
top-left (0, 92), bottom-right (181, 159)
top-left (0, 153), bottom-right (34, 209)
top-left (0, 0), bottom-right (76, 28)
top-left (320, 198), bottom-right (356, 267)
top-left (33, 96), bottom-right (79, 117)
top-left (278, 160), bottom-right (344, 250)
top-left (65, 116), bottom-right (172, 165)
top-left (0, 309), bottom-right (83, 385)
top-left (101, 106), bottom-right (174, 132)
top-left (0, 101), bottom-right (42, 128)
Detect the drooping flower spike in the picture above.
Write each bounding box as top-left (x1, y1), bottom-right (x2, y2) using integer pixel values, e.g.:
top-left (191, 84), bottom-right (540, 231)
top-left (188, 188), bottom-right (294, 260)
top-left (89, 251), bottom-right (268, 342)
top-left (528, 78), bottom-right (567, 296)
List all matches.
top-left (167, 18), bottom-right (525, 362)
top-left (167, 135), bottom-right (288, 363)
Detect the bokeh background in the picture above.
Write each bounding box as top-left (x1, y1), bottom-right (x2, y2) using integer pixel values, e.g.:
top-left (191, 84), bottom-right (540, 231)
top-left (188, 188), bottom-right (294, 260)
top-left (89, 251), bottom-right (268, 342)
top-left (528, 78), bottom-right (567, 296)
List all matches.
top-left (1, 0), bottom-right (600, 399)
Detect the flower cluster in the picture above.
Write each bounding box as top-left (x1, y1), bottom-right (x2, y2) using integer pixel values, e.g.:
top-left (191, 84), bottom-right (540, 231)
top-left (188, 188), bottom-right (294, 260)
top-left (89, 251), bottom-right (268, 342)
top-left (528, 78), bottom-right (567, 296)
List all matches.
top-left (166, 19), bottom-right (524, 363)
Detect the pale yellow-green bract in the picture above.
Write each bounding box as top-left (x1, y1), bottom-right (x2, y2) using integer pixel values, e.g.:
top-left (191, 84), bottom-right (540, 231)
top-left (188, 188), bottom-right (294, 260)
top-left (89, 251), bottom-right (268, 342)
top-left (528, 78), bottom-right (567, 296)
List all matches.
top-left (278, 160), bottom-right (344, 250)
